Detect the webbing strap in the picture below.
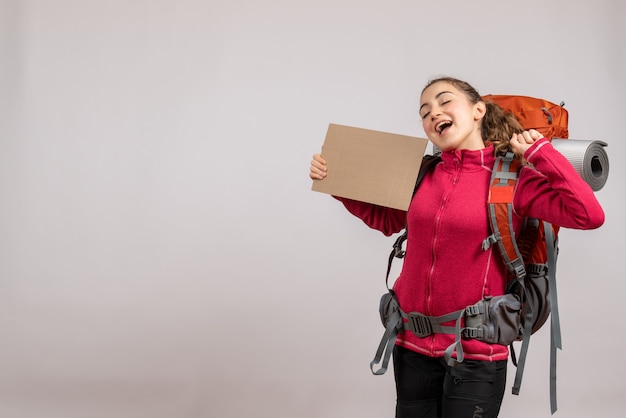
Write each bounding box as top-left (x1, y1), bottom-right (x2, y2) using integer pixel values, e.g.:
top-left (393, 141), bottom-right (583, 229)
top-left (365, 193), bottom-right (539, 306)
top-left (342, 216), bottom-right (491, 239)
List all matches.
top-left (545, 223), bottom-right (561, 349)
top-left (370, 306), bottom-right (402, 375)
top-left (441, 301), bottom-right (495, 366)
top-left (545, 222), bottom-right (561, 414)
top-left (403, 309), bottom-right (465, 337)
top-left (511, 222), bottom-right (560, 414)
top-left (550, 323), bottom-right (558, 413)
top-left (371, 302), bottom-right (469, 374)
top-left (443, 309), bottom-right (468, 366)
top-left (511, 284), bottom-right (533, 396)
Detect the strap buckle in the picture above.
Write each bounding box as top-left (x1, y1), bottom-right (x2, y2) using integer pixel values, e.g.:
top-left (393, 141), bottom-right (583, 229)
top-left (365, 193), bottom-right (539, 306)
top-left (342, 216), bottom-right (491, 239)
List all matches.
top-left (392, 233), bottom-right (407, 259)
top-left (526, 263), bottom-right (548, 276)
top-left (463, 328), bottom-right (484, 339)
top-left (465, 304), bottom-right (482, 316)
top-left (406, 312), bottom-right (433, 338)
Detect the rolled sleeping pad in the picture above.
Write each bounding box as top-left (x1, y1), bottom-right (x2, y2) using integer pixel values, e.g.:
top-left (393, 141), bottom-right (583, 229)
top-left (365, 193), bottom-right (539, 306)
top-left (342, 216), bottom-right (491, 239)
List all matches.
top-left (432, 139), bottom-right (609, 191)
top-left (551, 139), bottom-right (609, 191)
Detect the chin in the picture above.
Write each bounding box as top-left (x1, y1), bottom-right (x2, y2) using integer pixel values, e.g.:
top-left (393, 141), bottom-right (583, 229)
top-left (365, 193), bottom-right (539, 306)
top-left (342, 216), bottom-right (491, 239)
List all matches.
top-left (435, 145), bottom-right (453, 153)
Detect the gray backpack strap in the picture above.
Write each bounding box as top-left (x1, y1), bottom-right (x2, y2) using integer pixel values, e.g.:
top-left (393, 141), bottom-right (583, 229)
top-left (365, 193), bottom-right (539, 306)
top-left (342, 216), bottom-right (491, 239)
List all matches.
top-left (511, 221), bottom-right (561, 414)
top-left (511, 282), bottom-right (534, 396)
top-left (545, 222), bottom-right (561, 414)
top-left (370, 301), bottom-right (402, 375)
top-left (443, 309), bottom-right (469, 366)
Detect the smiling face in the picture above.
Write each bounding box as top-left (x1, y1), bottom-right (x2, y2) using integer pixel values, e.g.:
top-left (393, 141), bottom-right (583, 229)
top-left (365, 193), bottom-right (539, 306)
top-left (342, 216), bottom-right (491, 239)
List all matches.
top-left (419, 81), bottom-right (486, 152)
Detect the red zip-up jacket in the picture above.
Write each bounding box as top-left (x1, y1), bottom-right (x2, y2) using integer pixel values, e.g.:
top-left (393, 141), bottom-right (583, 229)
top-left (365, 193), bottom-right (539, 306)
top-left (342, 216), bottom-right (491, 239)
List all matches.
top-left (337, 139), bottom-right (604, 361)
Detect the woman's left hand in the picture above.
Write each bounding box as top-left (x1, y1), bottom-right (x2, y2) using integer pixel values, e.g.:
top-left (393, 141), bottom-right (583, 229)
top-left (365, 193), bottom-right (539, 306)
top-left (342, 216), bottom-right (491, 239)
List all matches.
top-left (510, 129), bottom-right (544, 156)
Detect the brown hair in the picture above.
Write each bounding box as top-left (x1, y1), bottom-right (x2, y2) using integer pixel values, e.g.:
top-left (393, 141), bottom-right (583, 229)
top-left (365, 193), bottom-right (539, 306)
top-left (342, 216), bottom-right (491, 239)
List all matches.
top-left (421, 76), bottom-right (525, 158)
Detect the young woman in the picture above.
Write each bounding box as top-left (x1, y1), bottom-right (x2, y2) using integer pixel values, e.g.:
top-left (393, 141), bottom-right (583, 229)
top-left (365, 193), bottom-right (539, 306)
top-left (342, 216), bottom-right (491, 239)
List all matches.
top-left (309, 76), bottom-right (605, 418)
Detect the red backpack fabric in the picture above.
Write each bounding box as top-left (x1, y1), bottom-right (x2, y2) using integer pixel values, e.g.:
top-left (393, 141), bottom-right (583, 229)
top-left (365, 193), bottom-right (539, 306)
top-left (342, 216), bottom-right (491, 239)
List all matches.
top-left (483, 94), bottom-right (569, 140)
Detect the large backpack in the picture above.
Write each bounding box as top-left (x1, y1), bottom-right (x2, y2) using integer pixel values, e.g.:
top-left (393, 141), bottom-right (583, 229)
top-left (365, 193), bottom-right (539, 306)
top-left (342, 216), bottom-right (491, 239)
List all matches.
top-left (371, 95), bottom-right (568, 414)
top-left (485, 95), bottom-right (567, 414)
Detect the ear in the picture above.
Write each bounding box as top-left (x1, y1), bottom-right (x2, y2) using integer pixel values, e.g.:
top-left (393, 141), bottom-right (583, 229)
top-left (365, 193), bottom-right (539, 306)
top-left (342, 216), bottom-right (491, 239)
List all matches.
top-left (474, 101), bottom-right (486, 121)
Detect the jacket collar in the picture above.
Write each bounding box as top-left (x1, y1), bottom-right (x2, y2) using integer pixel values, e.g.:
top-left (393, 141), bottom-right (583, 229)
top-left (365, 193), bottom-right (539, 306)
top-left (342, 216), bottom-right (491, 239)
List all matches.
top-left (439, 144), bottom-right (495, 171)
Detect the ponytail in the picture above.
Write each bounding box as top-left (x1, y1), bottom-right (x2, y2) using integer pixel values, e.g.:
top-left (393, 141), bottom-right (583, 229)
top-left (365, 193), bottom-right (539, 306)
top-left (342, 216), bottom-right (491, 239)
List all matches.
top-left (481, 100), bottom-right (525, 158)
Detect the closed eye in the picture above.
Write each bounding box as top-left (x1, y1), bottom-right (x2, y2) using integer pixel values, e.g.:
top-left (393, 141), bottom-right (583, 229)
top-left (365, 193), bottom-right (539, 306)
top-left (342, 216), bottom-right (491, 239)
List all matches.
top-left (421, 98), bottom-right (452, 119)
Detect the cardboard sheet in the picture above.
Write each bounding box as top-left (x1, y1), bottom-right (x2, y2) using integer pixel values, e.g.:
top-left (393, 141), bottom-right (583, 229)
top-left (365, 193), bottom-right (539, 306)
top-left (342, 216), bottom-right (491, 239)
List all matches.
top-left (311, 123), bottom-right (429, 211)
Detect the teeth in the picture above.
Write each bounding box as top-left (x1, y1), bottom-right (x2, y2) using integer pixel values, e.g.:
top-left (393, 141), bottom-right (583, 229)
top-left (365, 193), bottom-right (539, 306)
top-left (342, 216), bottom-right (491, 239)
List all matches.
top-left (436, 121), bottom-right (451, 134)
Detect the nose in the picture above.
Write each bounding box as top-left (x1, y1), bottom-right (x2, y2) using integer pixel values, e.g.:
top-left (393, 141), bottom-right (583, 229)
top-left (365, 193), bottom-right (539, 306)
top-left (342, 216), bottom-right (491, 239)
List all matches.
top-left (430, 105), bottom-right (442, 121)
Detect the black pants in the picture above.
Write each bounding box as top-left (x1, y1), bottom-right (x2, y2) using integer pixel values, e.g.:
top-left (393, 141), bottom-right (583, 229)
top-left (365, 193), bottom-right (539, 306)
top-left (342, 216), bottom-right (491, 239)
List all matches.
top-left (393, 345), bottom-right (507, 418)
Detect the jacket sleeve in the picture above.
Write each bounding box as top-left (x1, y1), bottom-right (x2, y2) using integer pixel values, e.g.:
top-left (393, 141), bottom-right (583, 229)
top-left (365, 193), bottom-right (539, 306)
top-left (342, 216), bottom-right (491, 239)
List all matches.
top-left (513, 138), bottom-right (605, 229)
top-left (333, 196), bottom-right (408, 236)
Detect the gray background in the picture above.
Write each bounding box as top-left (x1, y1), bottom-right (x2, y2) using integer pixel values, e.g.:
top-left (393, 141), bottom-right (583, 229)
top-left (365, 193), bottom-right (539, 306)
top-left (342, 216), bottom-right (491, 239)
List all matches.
top-left (0, 1), bottom-right (624, 417)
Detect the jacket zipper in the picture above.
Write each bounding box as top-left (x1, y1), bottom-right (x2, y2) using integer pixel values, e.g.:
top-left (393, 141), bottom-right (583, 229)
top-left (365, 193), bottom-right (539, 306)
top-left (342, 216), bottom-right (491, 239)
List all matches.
top-left (427, 157), bottom-right (461, 350)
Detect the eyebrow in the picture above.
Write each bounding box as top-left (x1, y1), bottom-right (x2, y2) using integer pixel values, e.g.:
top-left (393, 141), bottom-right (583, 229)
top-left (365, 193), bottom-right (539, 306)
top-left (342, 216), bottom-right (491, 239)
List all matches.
top-left (419, 90), bottom-right (453, 112)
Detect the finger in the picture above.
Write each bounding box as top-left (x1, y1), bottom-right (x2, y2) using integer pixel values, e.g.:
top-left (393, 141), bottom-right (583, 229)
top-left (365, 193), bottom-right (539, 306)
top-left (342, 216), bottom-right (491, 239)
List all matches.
top-left (311, 159), bottom-right (327, 172)
top-left (309, 163), bottom-right (327, 179)
top-left (521, 131), bottom-right (534, 143)
top-left (313, 154), bottom-right (326, 164)
top-left (313, 166), bottom-right (327, 176)
top-left (509, 133), bottom-right (527, 153)
top-left (529, 129), bottom-right (543, 140)
top-left (309, 167), bottom-right (324, 179)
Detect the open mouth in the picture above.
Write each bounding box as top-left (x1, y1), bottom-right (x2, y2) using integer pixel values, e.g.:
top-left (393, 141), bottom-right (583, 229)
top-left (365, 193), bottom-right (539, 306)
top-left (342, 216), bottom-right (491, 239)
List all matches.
top-left (436, 120), bottom-right (452, 135)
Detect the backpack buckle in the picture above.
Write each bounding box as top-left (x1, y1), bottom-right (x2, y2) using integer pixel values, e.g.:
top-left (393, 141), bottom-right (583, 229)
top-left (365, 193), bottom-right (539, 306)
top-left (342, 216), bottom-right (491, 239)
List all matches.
top-left (406, 313), bottom-right (433, 338)
top-left (392, 232), bottom-right (407, 259)
top-left (527, 263), bottom-right (548, 276)
top-left (463, 328), bottom-right (484, 339)
top-left (394, 247), bottom-right (406, 259)
top-left (465, 304), bottom-right (483, 316)
top-left (511, 260), bottom-right (527, 279)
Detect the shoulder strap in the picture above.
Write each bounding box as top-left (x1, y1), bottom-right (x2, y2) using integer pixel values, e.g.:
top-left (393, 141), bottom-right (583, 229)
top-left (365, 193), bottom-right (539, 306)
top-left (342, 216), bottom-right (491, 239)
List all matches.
top-left (482, 152), bottom-right (526, 280)
top-left (411, 154), bottom-right (442, 197)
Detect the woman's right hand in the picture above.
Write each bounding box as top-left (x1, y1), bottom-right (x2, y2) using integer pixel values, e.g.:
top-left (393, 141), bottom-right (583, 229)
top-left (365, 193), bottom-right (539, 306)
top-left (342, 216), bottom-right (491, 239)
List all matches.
top-left (510, 129), bottom-right (543, 156)
top-left (309, 153), bottom-right (328, 180)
